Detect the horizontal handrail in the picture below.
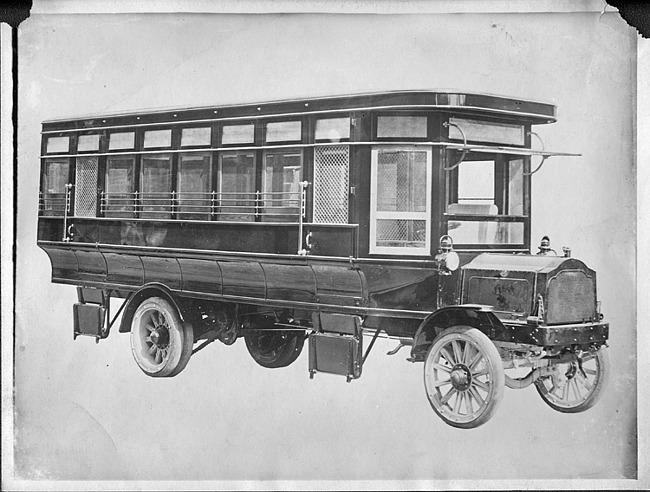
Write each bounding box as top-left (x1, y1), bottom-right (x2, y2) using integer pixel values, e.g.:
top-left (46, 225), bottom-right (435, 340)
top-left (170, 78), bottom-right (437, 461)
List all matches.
top-left (96, 189), bottom-right (303, 218)
top-left (39, 192), bottom-right (67, 211)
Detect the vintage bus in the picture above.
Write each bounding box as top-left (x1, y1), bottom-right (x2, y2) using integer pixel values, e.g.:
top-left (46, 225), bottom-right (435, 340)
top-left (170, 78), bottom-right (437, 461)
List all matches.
top-left (38, 90), bottom-right (609, 428)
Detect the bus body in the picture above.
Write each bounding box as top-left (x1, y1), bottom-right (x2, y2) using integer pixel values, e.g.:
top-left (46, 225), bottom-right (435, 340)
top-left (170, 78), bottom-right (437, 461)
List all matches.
top-left (38, 91), bottom-right (609, 428)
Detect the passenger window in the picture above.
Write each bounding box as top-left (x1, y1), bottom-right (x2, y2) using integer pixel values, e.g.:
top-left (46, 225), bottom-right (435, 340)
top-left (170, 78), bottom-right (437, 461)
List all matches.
top-left (265, 121), bottom-right (302, 143)
top-left (376, 116), bottom-right (428, 139)
top-left (181, 127), bottom-right (212, 147)
top-left (219, 151), bottom-right (256, 221)
top-left (178, 153), bottom-right (212, 220)
top-left (104, 156), bottom-right (135, 217)
top-left (315, 118), bottom-right (350, 142)
top-left (108, 132), bottom-right (135, 150)
top-left (140, 155), bottom-right (172, 219)
top-left (263, 150), bottom-right (302, 221)
top-left (143, 129), bottom-right (172, 149)
top-left (46, 136), bottom-right (70, 154)
top-left (40, 159), bottom-right (70, 216)
top-left (222, 124), bottom-right (254, 145)
top-left (77, 134), bottom-right (100, 152)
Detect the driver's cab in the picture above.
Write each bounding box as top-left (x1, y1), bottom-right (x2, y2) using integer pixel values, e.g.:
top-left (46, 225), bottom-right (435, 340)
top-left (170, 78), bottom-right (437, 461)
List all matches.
top-left (365, 111), bottom-right (540, 258)
top-left (445, 150), bottom-right (529, 251)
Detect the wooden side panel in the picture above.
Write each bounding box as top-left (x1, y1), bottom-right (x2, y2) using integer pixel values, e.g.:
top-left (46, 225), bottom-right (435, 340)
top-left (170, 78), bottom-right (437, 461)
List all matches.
top-left (103, 252), bottom-right (144, 286)
top-left (42, 246), bottom-right (79, 280)
top-left (305, 226), bottom-right (357, 257)
top-left (360, 264), bottom-right (438, 311)
top-left (141, 256), bottom-right (182, 290)
top-left (219, 260), bottom-right (265, 298)
top-left (312, 264), bottom-right (364, 306)
top-left (74, 249), bottom-right (107, 280)
top-left (262, 264), bottom-right (317, 303)
top-left (178, 258), bottom-right (223, 295)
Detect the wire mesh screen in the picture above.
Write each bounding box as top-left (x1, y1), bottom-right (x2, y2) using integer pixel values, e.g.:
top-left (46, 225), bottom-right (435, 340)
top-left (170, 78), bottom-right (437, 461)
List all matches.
top-left (376, 219), bottom-right (426, 247)
top-left (313, 145), bottom-right (349, 224)
top-left (377, 150), bottom-right (427, 212)
top-left (74, 156), bottom-right (98, 217)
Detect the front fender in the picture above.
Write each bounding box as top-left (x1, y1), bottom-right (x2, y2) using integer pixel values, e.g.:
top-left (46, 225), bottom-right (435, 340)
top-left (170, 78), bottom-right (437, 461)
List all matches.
top-left (410, 305), bottom-right (504, 361)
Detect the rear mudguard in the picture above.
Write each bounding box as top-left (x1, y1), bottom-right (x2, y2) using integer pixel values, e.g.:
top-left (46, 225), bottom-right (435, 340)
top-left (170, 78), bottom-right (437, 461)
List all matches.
top-left (410, 305), bottom-right (504, 361)
top-left (118, 283), bottom-right (186, 333)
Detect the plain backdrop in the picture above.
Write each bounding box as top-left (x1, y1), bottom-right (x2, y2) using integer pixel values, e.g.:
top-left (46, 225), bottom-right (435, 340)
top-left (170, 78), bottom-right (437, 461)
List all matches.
top-left (10, 3), bottom-right (640, 486)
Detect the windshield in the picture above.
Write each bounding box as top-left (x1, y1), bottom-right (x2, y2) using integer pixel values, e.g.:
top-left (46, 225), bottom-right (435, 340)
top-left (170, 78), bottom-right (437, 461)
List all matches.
top-left (445, 151), bottom-right (528, 247)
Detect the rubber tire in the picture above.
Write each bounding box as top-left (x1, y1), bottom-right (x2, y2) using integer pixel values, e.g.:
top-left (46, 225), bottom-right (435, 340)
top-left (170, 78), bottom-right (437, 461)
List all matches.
top-left (424, 326), bottom-right (505, 429)
top-left (167, 321), bottom-right (194, 377)
top-left (245, 330), bottom-right (305, 368)
top-left (130, 297), bottom-right (193, 377)
top-left (535, 347), bottom-right (609, 413)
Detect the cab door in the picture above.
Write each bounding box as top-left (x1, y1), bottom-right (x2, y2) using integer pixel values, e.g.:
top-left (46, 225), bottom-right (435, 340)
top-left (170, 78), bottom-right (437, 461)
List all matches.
top-left (369, 146), bottom-right (432, 256)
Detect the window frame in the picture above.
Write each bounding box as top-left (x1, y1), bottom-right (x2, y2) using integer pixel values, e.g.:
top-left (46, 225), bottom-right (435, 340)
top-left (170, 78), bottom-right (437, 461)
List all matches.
top-left (76, 132), bottom-right (102, 154)
top-left (44, 135), bottom-right (71, 155)
top-left (107, 131), bottom-right (136, 152)
top-left (176, 151), bottom-right (213, 220)
top-left (261, 148), bottom-right (304, 222)
top-left (142, 128), bottom-right (174, 150)
top-left (444, 151), bottom-right (530, 248)
top-left (139, 153), bottom-right (174, 219)
top-left (373, 112), bottom-right (430, 142)
top-left (369, 145), bottom-right (432, 256)
top-left (314, 116), bottom-right (352, 143)
top-left (179, 125), bottom-right (214, 149)
top-left (103, 155), bottom-right (137, 217)
top-left (40, 157), bottom-right (71, 216)
top-left (264, 119), bottom-right (303, 144)
top-left (220, 122), bottom-right (256, 147)
top-left (218, 150), bottom-right (257, 221)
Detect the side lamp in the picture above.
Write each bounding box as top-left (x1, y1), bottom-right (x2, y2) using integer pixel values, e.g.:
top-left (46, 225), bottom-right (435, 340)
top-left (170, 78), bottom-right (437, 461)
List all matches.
top-left (435, 235), bottom-right (460, 275)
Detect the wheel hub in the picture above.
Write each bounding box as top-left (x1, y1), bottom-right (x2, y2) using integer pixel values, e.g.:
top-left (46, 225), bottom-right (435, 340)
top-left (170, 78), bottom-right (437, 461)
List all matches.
top-left (564, 363), bottom-right (578, 380)
top-left (150, 328), bottom-right (169, 348)
top-left (450, 364), bottom-right (472, 391)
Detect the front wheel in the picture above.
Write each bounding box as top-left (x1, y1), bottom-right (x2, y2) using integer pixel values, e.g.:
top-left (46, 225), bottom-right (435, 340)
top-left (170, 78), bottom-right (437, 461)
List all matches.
top-left (130, 297), bottom-right (193, 377)
top-left (424, 326), bottom-right (505, 429)
top-left (535, 348), bottom-right (609, 413)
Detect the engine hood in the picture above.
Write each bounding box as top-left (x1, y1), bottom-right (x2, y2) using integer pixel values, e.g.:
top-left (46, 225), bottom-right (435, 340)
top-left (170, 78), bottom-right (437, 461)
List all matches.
top-left (461, 253), bottom-right (588, 274)
top-left (461, 253), bottom-right (598, 324)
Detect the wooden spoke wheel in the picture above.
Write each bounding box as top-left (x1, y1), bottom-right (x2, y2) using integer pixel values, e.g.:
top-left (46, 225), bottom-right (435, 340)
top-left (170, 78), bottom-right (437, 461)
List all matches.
top-left (130, 297), bottom-right (193, 378)
top-left (424, 326), bottom-right (505, 429)
top-left (245, 329), bottom-right (305, 369)
top-left (535, 348), bottom-right (609, 413)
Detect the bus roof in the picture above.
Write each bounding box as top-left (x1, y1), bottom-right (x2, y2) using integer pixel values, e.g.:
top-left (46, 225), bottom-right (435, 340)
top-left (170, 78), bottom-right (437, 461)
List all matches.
top-left (42, 90), bottom-right (556, 132)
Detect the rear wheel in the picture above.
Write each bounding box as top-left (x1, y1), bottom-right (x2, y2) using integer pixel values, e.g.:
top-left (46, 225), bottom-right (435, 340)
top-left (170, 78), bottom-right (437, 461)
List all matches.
top-left (535, 348), bottom-right (609, 413)
top-left (245, 329), bottom-right (305, 368)
top-left (130, 297), bottom-right (193, 377)
top-left (424, 326), bottom-right (505, 429)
